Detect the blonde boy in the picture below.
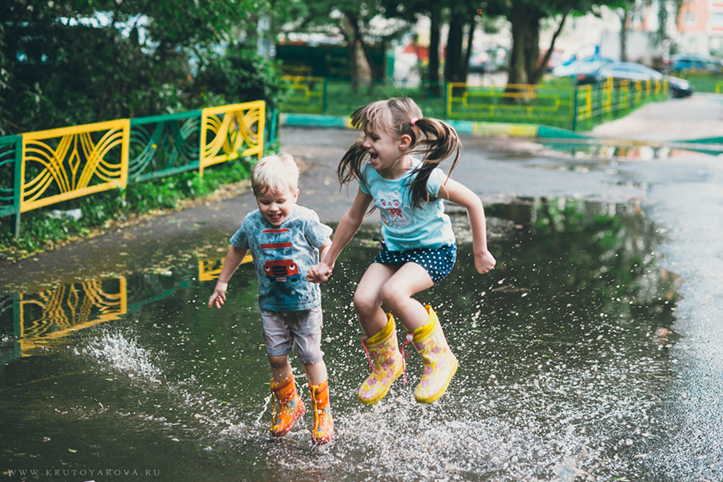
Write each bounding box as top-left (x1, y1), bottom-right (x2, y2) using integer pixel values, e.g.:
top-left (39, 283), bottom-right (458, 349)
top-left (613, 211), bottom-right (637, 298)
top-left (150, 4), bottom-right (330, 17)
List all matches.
top-left (208, 153), bottom-right (334, 444)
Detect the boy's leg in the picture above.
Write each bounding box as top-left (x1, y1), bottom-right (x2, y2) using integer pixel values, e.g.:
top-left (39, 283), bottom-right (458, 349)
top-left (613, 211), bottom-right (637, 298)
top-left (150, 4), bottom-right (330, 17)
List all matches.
top-left (303, 360), bottom-right (327, 386)
top-left (303, 360), bottom-right (333, 444)
top-left (262, 311), bottom-right (305, 437)
top-left (269, 355), bottom-right (293, 384)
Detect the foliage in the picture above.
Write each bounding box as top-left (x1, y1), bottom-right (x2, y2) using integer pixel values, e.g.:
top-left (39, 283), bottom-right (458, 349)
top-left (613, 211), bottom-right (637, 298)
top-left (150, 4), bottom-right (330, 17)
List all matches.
top-left (193, 44), bottom-right (291, 109)
top-left (0, 0), bottom-right (292, 135)
top-left (0, 157), bottom-right (257, 260)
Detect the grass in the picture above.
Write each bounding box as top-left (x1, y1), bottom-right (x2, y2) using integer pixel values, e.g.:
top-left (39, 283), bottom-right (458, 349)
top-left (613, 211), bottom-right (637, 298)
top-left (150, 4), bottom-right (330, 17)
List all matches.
top-left (0, 154), bottom-right (261, 262)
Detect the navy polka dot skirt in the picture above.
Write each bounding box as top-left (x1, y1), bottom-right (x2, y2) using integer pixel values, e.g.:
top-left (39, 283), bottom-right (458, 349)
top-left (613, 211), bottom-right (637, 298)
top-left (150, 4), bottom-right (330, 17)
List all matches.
top-left (373, 241), bottom-right (457, 284)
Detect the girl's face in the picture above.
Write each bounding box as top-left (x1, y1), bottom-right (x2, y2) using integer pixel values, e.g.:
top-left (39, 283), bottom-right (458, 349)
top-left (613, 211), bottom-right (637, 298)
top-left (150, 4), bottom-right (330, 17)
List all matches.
top-left (256, 185), bottom-right (299, 226)
top-left (361, 127), bottom-right (411, 178)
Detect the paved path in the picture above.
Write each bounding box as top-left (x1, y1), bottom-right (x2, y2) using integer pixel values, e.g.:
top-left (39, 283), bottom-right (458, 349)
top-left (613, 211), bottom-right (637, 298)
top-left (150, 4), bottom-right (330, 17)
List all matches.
top-left (1, 94), bottom-right (722, 478)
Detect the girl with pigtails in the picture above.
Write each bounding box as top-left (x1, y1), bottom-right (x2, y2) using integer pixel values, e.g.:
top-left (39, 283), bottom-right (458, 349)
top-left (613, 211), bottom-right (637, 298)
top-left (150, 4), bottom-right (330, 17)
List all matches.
top-left (307, 97), bottom-right (497, 405)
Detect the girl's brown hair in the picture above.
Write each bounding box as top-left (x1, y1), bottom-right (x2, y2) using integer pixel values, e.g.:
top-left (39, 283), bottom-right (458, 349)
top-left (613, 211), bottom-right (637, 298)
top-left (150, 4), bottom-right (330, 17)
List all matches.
top-left (338, 98), bottom-right (462, 208)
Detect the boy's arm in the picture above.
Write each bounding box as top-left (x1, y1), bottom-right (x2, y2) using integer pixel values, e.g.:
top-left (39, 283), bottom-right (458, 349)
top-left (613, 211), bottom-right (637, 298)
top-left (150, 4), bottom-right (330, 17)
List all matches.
top-left (438, 178), bottom-right (496, 274)
top-left (208, 245), bottom-right (248, 309)
top-left (308, 189), bottom-right (373, 282)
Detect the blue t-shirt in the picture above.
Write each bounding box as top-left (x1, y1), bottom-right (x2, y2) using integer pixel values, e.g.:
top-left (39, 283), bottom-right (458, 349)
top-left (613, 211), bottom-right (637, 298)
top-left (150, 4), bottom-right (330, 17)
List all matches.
top-left (359, 158), bottom-right (456, 251)
top-left (229, 205), bottom-right (332, 312)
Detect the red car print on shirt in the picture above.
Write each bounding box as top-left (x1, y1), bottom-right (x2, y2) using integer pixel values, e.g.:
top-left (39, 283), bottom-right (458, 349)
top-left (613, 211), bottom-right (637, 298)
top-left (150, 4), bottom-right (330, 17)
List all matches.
top-left (263, 259), bottom-right (300, 282)
top-left (260, 228), bottom-right (300, 282)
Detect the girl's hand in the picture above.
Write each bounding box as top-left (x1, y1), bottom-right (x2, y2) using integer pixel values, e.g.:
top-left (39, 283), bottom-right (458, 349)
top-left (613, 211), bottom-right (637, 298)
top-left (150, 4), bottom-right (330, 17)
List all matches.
top-left (474, 250), bottom-right (496, 274)
top-left (208, 282), bottom-right (228, 309)
top-left (306, 261), bottom-right (334, 283)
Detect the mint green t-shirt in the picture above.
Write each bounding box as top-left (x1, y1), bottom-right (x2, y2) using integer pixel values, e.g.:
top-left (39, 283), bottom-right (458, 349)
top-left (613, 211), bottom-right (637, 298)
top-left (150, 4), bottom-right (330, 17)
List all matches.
top-left (359, 158), bottom-right (456, 251)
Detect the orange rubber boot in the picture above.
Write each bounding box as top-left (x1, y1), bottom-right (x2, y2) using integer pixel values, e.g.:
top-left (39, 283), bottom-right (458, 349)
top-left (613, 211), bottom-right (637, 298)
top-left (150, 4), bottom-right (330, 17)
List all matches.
top-left (412, 306), bottom-right (458, 404)
top-left (309, 379), bottom-right (334, 445)
top-left (270, 374), bottom-right (305, 437)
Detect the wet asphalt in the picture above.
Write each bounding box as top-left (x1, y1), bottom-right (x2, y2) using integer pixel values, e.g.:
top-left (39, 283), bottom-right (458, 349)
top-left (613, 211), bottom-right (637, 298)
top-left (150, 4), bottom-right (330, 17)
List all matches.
top-left (1, 95), bottom-right (722, 478)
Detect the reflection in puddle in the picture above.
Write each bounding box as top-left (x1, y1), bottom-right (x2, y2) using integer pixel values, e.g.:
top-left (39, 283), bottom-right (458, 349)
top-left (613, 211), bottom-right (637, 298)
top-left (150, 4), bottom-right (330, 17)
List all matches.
top-left (542, 139), bottom-right (717, 160)
top-left (0, 198), bottom-right (683, 481)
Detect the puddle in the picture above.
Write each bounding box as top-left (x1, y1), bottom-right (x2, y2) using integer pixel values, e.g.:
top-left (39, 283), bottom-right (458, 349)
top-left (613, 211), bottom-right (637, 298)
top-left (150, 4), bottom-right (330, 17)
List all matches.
top-left (0, 198), bottom-right (683, 481)
top-left (541, 139), bottom-right (720, 160)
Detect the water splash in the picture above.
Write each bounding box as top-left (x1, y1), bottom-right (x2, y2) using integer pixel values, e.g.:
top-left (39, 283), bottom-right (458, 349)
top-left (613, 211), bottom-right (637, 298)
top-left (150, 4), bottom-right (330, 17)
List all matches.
top-left (85, 331), bottom-right (163, 384)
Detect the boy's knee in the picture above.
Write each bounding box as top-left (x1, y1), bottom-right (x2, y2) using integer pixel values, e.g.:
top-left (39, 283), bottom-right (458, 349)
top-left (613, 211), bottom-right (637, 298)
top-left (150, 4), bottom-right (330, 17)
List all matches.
top-left (268, 355), bottom-right (289, 370)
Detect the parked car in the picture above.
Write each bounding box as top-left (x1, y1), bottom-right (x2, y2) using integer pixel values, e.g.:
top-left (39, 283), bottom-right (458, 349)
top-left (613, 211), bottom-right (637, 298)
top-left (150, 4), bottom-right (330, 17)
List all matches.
top-left (551, 55), bottom-right (615, 81)
top-left (577, 62), bottom-right (694, 98)
top-left (665, 54), bottom-right (723, 75)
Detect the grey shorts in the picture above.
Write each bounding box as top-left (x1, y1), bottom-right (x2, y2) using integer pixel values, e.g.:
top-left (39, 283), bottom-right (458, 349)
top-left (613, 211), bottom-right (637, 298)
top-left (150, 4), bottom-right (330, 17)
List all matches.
top-left (260, 305), bottom-right (324, 365)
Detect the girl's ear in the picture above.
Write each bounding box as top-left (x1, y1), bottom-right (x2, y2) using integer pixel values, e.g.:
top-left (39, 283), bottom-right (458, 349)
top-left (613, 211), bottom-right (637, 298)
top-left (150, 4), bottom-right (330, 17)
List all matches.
top-left (398, 134), bottom-right (412, 150)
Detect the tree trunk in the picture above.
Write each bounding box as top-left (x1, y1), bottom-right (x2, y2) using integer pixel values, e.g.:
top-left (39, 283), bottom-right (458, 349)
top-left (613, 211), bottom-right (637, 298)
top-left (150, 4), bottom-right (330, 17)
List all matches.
top-left (428, 5), bottom-right (441, 96)
top-left (342, 13), bottom-right (359, 93)
top-left (461, 18), bottom-right (476, 82)
top-left (507, 8), bottom-right (531, 86)
top-left (619, 9), bottom-right (629, 62)
top-left (444, 15), bottom-right (464, 83)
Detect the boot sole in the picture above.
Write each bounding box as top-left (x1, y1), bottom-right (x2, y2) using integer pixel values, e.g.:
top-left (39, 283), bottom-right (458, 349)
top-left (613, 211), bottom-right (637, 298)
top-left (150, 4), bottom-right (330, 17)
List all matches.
top-left (357, 364), bottom-right (404, 405)
top-left (415, 358), bottom-right (458, 404)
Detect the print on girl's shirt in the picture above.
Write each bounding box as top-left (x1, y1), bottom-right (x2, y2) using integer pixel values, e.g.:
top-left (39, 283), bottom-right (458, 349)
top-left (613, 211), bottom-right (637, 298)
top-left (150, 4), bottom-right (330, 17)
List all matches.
top-left (377, 189), bottom-right (411, 228)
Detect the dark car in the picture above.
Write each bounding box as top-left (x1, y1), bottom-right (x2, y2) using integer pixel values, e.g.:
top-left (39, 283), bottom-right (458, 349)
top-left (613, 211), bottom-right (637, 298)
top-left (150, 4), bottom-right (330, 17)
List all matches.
top-left (580, 62), bottom-right (694, 98)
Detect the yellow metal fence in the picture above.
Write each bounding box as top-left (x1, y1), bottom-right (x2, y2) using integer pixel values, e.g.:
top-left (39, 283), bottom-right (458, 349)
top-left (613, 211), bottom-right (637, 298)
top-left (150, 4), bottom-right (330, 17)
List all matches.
top-left (1, 100), bottom-right (266, 237)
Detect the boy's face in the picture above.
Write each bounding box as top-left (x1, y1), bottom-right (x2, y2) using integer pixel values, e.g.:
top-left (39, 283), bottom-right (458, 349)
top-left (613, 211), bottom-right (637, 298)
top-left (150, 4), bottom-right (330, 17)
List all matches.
top-left (256, 185), bottom-right (299, 226)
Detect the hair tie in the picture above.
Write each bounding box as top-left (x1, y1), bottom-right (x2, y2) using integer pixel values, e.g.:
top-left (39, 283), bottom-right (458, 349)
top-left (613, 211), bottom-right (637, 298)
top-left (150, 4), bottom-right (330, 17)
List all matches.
top-left (410, 118), bottom-right (418, 126)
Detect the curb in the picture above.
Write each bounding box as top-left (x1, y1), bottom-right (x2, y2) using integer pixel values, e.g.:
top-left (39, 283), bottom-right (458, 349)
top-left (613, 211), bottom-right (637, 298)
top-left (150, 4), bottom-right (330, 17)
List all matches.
top-left (280, 113), bottom-right (568, 139)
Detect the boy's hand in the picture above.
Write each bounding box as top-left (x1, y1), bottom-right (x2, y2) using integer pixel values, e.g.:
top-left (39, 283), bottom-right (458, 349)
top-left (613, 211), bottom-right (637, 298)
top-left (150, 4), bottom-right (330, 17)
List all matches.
top-left (306, 262), bottom-right (333, 283)
top-left (208, 282), bottom-right (228, 309)
top-left (474, 250), bottom-right (496, 274)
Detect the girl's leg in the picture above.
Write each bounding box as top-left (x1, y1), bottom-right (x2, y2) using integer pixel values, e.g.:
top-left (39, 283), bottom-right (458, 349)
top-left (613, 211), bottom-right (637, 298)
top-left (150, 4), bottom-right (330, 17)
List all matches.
top-left (379, 262), bottom-right (434, 333)
top-left (268, 355), bottom-right (293, 384)
top-left (354, 262), bottom-right (399, 336)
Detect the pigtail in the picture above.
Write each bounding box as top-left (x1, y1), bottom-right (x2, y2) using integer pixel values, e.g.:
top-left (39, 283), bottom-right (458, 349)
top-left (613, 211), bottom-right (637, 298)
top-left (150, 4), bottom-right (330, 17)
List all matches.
top-left (407, 118), bottom-right (462, 208)
top-left (338, 141), bottom-right (368, 187)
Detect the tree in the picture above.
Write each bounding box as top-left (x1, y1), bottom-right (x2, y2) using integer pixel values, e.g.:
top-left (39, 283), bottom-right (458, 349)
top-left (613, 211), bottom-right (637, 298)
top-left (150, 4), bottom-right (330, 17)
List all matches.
top-left (0, 0), bottom-right (291, 134)
top-left (484, 0), bottom-right (624, 88)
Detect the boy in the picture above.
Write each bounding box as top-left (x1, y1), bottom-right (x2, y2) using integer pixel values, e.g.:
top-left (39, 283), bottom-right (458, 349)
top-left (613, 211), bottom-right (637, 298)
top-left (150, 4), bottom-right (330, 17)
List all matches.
top-left (208, 153), bottom-right (334, 445)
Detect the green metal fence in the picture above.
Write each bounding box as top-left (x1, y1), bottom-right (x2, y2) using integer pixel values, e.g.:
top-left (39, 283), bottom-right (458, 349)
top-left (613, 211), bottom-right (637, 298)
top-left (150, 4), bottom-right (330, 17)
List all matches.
top-left (0, 101), bottom-right (270, 238)
top-left (280, 76), bottom-right (671, 131)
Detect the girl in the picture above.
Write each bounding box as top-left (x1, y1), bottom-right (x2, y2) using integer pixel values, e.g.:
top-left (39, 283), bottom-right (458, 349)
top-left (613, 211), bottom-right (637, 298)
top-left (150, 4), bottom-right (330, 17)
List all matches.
top-left (308, 98), bottom-right (496, 405)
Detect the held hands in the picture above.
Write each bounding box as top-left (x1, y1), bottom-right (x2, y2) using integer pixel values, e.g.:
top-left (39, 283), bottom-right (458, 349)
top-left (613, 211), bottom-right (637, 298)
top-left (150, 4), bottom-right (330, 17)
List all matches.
top-left (474, 249), bottom-right (496, 274)
top-left (208, 282), bottom-right (228, 309)
top-left (306, 261), bottom-right (334, 283)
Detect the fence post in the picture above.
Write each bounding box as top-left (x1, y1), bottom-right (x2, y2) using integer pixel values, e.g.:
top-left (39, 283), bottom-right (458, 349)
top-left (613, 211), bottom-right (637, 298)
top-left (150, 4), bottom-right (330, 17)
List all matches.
top-left (444, 82), bottom-right (449, 118)
top-left (13, 135), bottom-right (22, 239)
top-left (322, 78), bottom-right (328, 114)
top-left (571, 85), bottom-right (578, 132)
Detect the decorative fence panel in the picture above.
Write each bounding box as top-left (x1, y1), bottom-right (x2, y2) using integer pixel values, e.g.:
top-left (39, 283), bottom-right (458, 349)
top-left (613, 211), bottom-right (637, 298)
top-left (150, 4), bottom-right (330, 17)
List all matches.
top-left (446, 82), bottom-right (576, 126)
top-left (281, 76), bottom-right (325, 113)
top-left (0, 100), bottom-right (268, 237)
top-left (20, 120), bottom-right (130, 213)
top-left (200, 101), bottom-right (265, 176)
top-left (13, 277), bottom-right (127, 355)
top-left (0, 136), bottom-right (22, 221)
top-left (129, 111), bottom-right (202, 182)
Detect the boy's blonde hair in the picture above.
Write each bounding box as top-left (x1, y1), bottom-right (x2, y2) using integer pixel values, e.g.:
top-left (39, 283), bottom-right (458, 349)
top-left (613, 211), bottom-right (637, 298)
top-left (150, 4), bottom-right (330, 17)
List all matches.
top-left (251, 153), bottom-right (299, 197)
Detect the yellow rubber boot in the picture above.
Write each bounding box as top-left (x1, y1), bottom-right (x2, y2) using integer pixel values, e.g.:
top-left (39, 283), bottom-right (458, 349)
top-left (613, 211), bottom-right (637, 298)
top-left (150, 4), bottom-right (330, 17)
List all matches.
top-left (358, 314), bottom-right (405, 405)
top-left (309, 379), bottom-right (334, 445)
top-left (412, 306), bottom-right (458, 403)
top-left (270, 374), bottom-right (306, 437)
